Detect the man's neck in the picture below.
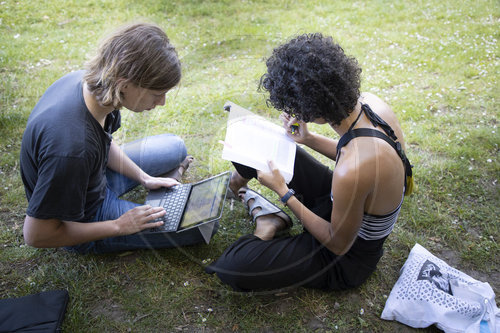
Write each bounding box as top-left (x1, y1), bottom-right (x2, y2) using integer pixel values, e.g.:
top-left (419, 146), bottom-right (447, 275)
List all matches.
top-left (83, 83), bottom-right (116, 127)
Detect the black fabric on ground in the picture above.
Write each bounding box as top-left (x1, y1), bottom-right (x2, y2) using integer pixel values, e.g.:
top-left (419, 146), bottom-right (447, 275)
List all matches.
top-left (0, 289), bottom-right (69, 332)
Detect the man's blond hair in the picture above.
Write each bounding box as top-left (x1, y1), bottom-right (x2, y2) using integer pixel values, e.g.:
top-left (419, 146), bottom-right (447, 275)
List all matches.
top-left (84, 23), bottom-right (181, 108)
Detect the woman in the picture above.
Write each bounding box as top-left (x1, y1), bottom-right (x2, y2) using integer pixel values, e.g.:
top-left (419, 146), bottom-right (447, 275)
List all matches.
top-left (20, 23), bottom-right (200, 254)
top-left (206, 33), bottom-right (412, 291)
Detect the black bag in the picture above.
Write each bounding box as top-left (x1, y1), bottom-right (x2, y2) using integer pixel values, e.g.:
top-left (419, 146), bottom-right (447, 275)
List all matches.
top-left (0, 289), bottom-right (69, 332)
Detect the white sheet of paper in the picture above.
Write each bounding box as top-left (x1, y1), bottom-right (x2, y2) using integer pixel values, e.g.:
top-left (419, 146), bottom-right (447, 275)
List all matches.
top-left (221, 101), bottom-right (296, 183)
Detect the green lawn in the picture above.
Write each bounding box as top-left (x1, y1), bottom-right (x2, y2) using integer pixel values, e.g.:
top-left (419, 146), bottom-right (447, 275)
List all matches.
top-left (0, 0), bottom-right (498, 331)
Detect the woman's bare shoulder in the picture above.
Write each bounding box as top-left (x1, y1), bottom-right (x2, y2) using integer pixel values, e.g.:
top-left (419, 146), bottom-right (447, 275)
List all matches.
top-left (332, 151), bottom-right (376, 193)
top-left (360, 92), bottom-right (392, 112)
top-left (360, 92), bottom-right (405, 145)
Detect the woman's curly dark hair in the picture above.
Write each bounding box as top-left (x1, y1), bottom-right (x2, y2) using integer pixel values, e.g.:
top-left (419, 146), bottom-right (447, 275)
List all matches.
top-left (259, 33), bottom-right (362, 125)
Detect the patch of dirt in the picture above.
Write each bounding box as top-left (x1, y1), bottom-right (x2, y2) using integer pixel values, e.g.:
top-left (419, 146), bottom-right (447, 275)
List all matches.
top-left (426, 237), bottom-right (500, 295)
top-left (469, 268), bottom-right (500, 293)
top-left (0, 258), bottom-right (39, 296)
top-left (305, 317), bottom-right (327, 331)
top-left (91, 298), bottom-right (129, 323)
top-left (433, 247), bottom-right (500, 299)
top-left (436, 248), bottom-right (460, 267)
top-left (0, 210), bottom-right (24, 230)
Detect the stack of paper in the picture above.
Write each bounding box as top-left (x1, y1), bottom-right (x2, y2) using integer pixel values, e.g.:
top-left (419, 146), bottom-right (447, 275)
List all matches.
top-left (221, 101), bottom-right (296, 183)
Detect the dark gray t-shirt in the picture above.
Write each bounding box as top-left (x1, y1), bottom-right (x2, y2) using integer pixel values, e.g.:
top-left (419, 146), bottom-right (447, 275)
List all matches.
top-left (20, 70), bottom-right (121, 222)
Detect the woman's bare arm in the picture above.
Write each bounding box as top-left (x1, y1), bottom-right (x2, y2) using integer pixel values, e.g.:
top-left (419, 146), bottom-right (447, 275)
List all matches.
top-left (257, 161), bottom-right (368, 255)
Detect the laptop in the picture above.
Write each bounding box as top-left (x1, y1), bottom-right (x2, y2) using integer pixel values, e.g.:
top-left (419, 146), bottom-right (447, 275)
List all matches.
top-left (144, 171), bottom-right (231, 233)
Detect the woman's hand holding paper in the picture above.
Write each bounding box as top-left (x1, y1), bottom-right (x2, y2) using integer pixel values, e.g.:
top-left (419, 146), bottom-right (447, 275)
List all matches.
top-left (256, 160), bottom-right (289, 197)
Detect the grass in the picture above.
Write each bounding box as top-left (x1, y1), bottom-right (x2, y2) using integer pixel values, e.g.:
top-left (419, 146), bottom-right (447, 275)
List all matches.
top-left (1, 0), bottom-right (499, 331)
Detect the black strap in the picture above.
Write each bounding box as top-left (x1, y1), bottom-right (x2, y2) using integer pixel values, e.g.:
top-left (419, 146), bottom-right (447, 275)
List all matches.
top-left (337, 103), bottom-right (413, 179)
top-left (338, 103), bottom-right (402, 160)
top-left (344, 103), bottom-right (398, 141)
top-left (336, 128), bottom-right (413, 193)
top-left (361, 103), bottom-right (398, 141)
top-left (347, 106), bottom-right (364, 132)
top-left (338, 128), bottom-right (403, 158)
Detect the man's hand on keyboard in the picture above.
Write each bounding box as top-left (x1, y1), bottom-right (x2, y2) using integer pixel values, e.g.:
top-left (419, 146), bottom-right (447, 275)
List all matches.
top-left (114, 205), bottom-right (166, 235)
top-left (142, 175), bottom-right (180, 190)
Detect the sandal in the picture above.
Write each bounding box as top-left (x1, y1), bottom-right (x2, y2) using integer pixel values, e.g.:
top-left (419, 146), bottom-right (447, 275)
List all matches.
top-left (243, 189), bottom-right (292, 229)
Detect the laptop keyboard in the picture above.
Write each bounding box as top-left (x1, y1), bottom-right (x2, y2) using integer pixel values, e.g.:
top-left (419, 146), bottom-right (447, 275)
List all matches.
top-left (149, 184), bottom-right (191, 232)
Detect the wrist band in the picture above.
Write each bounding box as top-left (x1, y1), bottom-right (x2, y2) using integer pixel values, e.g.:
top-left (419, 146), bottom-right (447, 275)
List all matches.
top-left (280, 189), bottom-right (295, 205)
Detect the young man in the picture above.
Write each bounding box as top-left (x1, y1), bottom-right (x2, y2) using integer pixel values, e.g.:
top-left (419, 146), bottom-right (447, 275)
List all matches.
top-left (20, 23), bottom-right (202, 254)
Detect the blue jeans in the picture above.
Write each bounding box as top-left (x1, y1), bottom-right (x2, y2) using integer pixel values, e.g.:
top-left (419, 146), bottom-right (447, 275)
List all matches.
top-left (67, 134), bottom-right (215, 254)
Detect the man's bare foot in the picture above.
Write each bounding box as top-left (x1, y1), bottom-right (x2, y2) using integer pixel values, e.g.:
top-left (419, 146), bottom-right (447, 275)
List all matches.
top-left (164, 155), bottom-right (194, 181)
top-left (178, 155), bottom-right (194, 178)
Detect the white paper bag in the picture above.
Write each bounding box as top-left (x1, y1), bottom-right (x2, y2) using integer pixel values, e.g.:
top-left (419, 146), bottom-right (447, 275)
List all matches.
top-left (381, 243), bottom-right (499, 332)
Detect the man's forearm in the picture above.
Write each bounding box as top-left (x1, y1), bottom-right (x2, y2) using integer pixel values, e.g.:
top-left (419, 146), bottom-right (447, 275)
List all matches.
top-left (107, 141), bottom-right (148, 185)
top-left (23, 215), bottom-right (119, 248)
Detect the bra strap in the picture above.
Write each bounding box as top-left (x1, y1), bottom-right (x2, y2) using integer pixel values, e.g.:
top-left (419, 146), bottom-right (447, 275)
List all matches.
top-left (336, 128), bottom-right (413, 195)
top-left (347, 106), bottom-right (364, 132)
top-left (360, 103), bottom-right (398, 141)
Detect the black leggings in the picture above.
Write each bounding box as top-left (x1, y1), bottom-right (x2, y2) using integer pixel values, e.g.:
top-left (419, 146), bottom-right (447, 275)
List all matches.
top-left (205, 146), bottom-right (386, 291)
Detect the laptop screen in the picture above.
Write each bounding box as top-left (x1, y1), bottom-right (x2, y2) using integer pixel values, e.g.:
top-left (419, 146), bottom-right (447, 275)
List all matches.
top-left (178, 172), bottom-right (230, 230)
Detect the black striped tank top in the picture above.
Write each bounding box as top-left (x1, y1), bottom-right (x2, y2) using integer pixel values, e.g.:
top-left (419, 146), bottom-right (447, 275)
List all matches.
top-left (334, 103), bottom-right (406, 240)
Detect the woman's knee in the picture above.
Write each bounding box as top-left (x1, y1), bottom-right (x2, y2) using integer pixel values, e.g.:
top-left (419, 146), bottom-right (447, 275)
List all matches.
top-left (208, 253), bottom-right (258, 290)
top-left (213, 267), bottom-right (255, 292)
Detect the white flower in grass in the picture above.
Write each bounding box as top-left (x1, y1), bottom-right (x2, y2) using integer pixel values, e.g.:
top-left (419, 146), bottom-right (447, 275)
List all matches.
top-left (183, 281), bottom-right (189, 286)
top-left (360, 308), bottom-right (364, 315)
